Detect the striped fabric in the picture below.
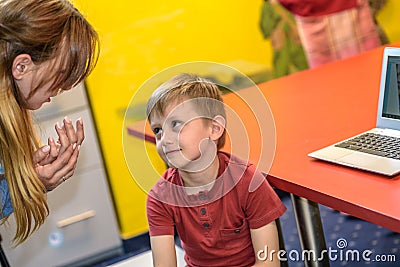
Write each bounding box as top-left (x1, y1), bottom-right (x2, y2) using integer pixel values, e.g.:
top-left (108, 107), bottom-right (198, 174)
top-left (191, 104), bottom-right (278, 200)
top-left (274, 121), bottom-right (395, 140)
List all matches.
top-left (294, 0), bottom-right (381, 68)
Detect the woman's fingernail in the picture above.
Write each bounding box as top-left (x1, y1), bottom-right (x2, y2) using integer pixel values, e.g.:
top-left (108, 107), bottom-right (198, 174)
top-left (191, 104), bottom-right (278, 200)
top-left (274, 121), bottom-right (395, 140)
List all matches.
top-left (64, 116), bottom-right (72, 123)
top-left (73, 143), bottom-right (77, 150)
top-left (56, 122), bottom-right (62, 130)
top-left (77, 145), bottom-right (81, 151)
top-left (78, 117), bottom-right (83, 125)
top-left (42, 145), bottom-right (50, 152)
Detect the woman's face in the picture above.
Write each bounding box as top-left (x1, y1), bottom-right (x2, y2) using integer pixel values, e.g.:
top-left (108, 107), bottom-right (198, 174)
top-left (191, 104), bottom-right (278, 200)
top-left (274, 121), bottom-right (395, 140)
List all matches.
top-left (13, 55), bottom-right (62, 110)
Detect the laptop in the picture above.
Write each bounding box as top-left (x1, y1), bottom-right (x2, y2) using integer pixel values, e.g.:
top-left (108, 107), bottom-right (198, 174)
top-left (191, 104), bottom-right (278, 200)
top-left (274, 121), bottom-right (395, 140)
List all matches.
top-left (308, 47), bottom-right (400, 176)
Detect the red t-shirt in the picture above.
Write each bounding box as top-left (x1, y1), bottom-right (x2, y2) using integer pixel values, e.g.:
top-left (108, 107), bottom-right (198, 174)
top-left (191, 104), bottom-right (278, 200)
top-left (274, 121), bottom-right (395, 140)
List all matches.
top-left (278, 0), bottom-right (358, 17)
top-left (147, 152), bottom-right (286, 267)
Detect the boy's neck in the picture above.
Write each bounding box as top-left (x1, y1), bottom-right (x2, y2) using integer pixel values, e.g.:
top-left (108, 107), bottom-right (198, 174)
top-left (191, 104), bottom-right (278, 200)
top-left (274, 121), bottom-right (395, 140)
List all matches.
top-left (178, 154), bottom-right (220, 192)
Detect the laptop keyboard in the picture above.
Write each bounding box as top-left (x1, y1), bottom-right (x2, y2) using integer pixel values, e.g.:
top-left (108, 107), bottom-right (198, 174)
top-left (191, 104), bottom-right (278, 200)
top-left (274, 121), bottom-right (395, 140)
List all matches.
top-left (335, 133), bottom-right (400, 160)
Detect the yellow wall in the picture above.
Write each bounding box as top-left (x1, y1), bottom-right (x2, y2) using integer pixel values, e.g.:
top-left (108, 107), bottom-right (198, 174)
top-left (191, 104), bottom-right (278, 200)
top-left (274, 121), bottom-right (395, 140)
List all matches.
top-left (74, 0), bottom-right (400, 239)
top-left (75, 0), bottom-right (272, 238)
top-left (376, 0), bottom-right (400, 42)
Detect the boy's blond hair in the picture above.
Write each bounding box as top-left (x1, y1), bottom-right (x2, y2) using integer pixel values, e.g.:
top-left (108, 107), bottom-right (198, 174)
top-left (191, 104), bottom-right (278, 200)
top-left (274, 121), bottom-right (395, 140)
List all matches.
top-left (146, 73), bottom-right (227, 150)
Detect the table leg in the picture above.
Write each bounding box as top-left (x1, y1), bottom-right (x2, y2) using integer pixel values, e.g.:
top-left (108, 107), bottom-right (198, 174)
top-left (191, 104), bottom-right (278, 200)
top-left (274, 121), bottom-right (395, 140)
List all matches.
top-left (290, 194), bottom-right (330, 267)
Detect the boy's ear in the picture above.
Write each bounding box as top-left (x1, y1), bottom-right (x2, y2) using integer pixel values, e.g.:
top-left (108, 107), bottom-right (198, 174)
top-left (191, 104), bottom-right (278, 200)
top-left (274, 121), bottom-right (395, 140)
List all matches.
top-left (209, 115), bottom-right (226, 141)
top-left (12, 54), bottom-right (33, 80)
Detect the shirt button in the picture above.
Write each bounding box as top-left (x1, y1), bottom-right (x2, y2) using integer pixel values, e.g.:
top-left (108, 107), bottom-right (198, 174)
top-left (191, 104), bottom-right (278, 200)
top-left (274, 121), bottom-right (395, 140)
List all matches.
top-left (203, 223), bottom-right (210, 228)
top-left (199, 194), bottom-right (206, 200)
top-left (200, 208), bottom-right (206, 215)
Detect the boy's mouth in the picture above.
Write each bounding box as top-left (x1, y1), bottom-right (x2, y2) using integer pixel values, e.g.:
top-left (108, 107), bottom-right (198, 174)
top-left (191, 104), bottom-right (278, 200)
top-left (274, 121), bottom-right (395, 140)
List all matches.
top-left (165, 149), bottom-right (181, 155)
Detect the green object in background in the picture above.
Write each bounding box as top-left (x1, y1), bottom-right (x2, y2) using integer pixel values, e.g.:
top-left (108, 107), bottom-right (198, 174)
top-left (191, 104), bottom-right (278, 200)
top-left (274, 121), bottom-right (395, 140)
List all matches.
top-left (259, 1), bottom-right (309, 78)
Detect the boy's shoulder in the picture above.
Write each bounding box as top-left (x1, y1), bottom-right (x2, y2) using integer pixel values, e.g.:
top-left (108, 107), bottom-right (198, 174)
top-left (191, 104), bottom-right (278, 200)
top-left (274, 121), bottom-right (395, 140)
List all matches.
top-left (147, 168), bottom-right (184, 205)
top-left (154, 167), bottom-right (181, 185)
top-left (218, 151), bottom-right (266, 193)
top-left (219, 151), bottom-right (259, 175)
top-left (149, 167), bottom-right (180, 193)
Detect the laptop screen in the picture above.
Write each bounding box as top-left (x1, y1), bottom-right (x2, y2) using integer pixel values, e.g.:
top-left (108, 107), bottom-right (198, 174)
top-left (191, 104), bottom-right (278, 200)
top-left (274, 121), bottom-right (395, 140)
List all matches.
top-left (382, 56), bottom-right (400, 119)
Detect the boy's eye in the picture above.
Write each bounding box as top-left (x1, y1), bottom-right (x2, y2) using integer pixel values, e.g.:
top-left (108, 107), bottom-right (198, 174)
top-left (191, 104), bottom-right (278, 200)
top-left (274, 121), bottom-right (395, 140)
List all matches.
top-left (152, 127), bottom-right (162, 136)
top-left (171, 121), bottom-right (182, 128)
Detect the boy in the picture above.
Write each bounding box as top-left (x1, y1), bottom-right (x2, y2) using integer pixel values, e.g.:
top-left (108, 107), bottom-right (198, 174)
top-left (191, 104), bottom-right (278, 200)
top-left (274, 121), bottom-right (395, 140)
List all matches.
top-left (146, 73), bottom-right (286, 266)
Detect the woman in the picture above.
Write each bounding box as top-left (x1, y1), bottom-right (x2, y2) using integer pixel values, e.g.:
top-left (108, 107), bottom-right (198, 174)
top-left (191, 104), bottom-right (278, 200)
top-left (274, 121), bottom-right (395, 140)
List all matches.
top-left (0, 0), bottom-right (99, 244)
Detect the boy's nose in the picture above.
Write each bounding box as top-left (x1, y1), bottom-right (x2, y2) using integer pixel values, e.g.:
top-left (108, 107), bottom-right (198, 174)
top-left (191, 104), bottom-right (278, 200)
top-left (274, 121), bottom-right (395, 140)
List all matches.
top-left (160, 129), bottom-right (174, 145)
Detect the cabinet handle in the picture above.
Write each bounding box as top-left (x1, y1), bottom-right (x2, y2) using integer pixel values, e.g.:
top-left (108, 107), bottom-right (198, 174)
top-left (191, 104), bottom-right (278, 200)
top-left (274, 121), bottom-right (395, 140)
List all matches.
top-left (57, 210), bottom-right (96, 228)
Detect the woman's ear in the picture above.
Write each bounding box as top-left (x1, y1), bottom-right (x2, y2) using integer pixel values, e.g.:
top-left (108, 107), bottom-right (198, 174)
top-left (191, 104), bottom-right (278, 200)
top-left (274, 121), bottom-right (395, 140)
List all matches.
top-left (12, 54), bottom-right (33, 80)
top-left (210, 115), bottom-right (226, 141)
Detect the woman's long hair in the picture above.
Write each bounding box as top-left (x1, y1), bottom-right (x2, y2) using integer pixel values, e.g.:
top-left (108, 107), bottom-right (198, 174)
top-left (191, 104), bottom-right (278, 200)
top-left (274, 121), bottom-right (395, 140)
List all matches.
top-left (0, 0), bottom-right (99, 244)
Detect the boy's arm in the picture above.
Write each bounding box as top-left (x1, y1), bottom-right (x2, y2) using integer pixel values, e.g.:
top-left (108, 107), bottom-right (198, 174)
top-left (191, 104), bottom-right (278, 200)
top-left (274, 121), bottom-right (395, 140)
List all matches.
top-left (150, 235), bottom-right (177, 267)
top-left (250, 221), bottom-right (280, 267)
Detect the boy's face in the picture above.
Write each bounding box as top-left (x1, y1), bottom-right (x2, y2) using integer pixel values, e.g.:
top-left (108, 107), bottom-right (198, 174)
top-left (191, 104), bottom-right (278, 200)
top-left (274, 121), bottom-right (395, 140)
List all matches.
top-left (150, 98), bottom-right (217, 172)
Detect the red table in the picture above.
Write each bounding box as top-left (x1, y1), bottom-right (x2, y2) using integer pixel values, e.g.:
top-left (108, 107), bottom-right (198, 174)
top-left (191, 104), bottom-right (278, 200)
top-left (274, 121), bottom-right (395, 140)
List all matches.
top-left (260, 45), bottom-right (400, 234)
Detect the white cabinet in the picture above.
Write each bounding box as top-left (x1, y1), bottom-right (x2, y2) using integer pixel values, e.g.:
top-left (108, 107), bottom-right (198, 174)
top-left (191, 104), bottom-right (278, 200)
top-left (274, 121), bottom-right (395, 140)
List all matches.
top-left (0, 83), bottom-right (122, 267)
